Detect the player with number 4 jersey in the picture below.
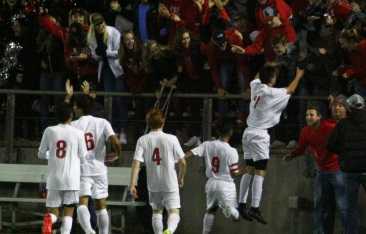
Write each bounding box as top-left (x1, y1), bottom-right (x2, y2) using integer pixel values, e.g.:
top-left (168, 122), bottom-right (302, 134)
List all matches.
top-left (185, 121), bottom-right (241, 234)
top-left (38, 103), bottom-right (87, 234)
top-left (130, 109), bottom-right (186, 234)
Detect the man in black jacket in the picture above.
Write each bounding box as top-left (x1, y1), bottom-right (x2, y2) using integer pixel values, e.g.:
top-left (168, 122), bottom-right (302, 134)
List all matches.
top-left (327, 94), bottom-right (366, 234)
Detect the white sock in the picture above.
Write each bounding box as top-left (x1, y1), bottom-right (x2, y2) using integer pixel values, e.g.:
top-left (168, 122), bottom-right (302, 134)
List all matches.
top-left (167, 212), bottom-right (180, 233)
top-left (96, 208), bottom-right (109, 234)
top-left (239, 174), bottom-right (253, 203)
top-left (50, 213), bottom-right (58, 224)
top-left (229, 207), bottom-right (239, 220)
top-left (60, 216), bottom-right (73, 234)
top-left (77, 205), bottom-right (94, 233)
top-left (251, 175), bottom-right (264, 208)
top-left (152, 213), bottom-right (163, 234)
top-left (202, 213), bottom-right (215, 234)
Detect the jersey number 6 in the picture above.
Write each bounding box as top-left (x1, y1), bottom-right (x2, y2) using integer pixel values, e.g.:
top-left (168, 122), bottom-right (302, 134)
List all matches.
top-left (152, 148), bottom-right (161, 165)
top-left (84, 132), bottom-right (95, 151)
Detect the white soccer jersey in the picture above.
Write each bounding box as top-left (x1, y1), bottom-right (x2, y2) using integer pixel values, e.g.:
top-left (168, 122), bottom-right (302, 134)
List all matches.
top-left (71, 115), bottom-right (115, 176)
top-left (134, 130), bottom-right (185, 193)
top-left (191, 140), bottom-right (239, 182)
top-left (246, 79), bottom-right (291, 130)
top-left (38, 124), bottom-right (87, 191)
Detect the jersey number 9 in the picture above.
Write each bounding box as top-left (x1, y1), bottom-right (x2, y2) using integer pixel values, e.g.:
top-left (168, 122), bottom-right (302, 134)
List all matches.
top-left (211, 156), bottom-right (220, 173)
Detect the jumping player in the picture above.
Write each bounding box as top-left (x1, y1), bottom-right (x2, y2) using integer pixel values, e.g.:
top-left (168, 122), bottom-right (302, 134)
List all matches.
top-left (130, 109), bottom-right (187, 234)
top-left (238, 65), bottom-right (304, 224)
top-left (185, 121), bottom-right (241, 234)
top-left (39, 103), bottom-right (87, 234)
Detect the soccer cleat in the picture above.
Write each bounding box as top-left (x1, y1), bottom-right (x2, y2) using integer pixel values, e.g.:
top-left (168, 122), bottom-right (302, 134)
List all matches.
top-left (248, 207), bottom-right (267, 225)
top-left (163, 229), bottom-right (172, 234)
top-left (42, 213), bottom-right (52, 234)
top-left (238, 203), bottom-right (253, 222)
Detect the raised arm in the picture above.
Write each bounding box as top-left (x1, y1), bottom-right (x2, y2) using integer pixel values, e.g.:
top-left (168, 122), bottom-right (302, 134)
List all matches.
top-left (286, 67), bottom-right (304, 94)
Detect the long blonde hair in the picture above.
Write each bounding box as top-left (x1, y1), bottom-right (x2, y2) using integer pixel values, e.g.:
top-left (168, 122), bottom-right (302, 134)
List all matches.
top-left (87, 13), bottom-right (108, 46)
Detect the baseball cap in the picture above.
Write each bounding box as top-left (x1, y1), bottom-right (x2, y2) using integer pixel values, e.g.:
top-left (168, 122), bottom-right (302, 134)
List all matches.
top-left (347, 94), bottom-right (365, 110)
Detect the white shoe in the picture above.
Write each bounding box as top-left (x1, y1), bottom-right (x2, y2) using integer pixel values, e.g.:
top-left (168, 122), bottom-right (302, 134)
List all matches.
top-left (184, 136), bottom-right (201, 147)
top-left (222, 206), bottom-right (231, 218)
top-left (271, 140), bottom-right (286, 148)
top-left (286, 140), bottom-right (297, 149)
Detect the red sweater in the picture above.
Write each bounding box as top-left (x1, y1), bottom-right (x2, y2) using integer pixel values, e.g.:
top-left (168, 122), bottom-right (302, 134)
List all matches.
top-left (343, 40), bottom-right (366, 87)
top-left (291, 119), bottom-right (340, 172)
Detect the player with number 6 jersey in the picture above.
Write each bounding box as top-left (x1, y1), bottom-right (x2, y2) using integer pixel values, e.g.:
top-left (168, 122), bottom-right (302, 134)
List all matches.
top-left (70, 95), bottom-right (121, 234)
top-left (130, 109), bottom-right (186, 234)
top-left (38, 103), bottom-right (87, 234)
top-left (185, 121), bottom-right (241, 234)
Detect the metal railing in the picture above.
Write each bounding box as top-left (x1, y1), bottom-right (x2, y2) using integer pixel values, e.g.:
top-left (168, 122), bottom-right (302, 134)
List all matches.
top-left (0, 89), bottom-right (329, 163)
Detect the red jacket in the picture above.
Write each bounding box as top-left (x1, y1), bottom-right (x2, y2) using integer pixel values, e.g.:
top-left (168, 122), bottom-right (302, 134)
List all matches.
top-left (39, 16), bottom-right (96, 77)
top-left (291, 119), bottom-right (340, 172)
top-left (341, 40), bottom-right (366, 87)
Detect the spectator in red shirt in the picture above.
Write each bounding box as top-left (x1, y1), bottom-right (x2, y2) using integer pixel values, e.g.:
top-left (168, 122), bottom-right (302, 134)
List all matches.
top-left (338, 28), bottom-right (366, 97)
top-left (284, 105), bottom-right (347, 234)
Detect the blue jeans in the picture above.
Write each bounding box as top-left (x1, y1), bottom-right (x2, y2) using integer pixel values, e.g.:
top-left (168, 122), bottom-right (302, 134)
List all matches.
top-left (344, 173), bottom-right (366, 234)
top-left (313, 170), bottom-right (347, 234)
top-left (39, 72), bottom-right (65, 131)
top-left (102, 64), bottom-right (128, 132)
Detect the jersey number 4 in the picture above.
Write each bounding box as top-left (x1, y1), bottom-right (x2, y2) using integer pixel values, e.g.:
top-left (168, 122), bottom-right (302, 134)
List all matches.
top-left (84, 132), bottom-right (95, 151)
top-left (211, 156), bottom-right (220, 173)
top-left (56, 140), bottom-right (67, 159)
top-left (152, 148), bottom-right (161, 165)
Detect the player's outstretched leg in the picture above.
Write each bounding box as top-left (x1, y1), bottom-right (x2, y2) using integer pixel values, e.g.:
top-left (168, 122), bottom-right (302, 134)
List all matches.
top-left (202, 211), bottom-right (215, 234)
top-left (152, 211), bottom-right (164, 234)
top-left (238, 165), bottom-right (255, 221)
top-left (248, 161), bottom-right (267, 225)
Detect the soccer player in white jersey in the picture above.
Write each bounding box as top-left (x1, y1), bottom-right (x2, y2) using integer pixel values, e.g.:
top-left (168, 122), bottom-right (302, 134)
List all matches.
top-left (238, 65), bottom-right (304, 224)
top-left (185, 121), bottom-right (241, 234)
top-left (70, 95), bottom-right (121, 234)
top-left (130, 109), bottom-right (187, 234)
top-left (39, 103), bottom-right (87, 234)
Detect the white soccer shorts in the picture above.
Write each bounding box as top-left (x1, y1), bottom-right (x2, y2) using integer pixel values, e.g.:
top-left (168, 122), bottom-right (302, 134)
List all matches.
top-left (80, 174), bottom-right (108, 199)
top-left (46, 190), bottom-right (79, 208)
top-left (205, 178), bottom-right (237, 211)
top-left (242, 128), bottom-right (270, 161)
top-left (148, 191), bottom-right (181, 210)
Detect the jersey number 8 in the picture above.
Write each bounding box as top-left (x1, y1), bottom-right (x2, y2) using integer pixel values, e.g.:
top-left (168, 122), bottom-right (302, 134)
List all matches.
top-left (56, 140), bottom-right (67, 159)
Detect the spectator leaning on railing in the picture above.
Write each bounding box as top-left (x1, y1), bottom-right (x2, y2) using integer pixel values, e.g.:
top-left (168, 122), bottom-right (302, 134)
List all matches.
top-left (327, 94), bottom-right (366, 234)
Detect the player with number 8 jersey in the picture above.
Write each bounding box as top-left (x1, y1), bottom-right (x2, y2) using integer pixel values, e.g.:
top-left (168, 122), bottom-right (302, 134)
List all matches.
top-left (130, 109), bottom-right (186, 234)
top-left (38, 103), bottom-right (87, 234)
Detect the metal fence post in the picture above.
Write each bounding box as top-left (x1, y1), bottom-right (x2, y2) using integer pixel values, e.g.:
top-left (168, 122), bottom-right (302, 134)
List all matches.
top-left (5, 93), bottom-right (15, 163)
top-left (104, 95), bottom-right (113, 123)
top-left (202, 98), bottom-right (213, 141)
